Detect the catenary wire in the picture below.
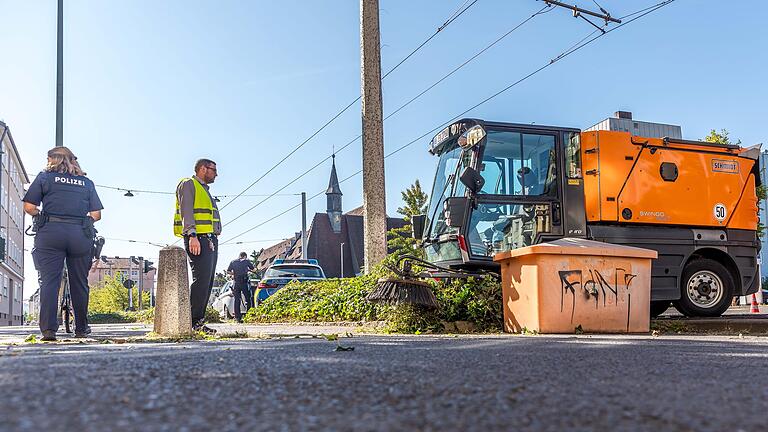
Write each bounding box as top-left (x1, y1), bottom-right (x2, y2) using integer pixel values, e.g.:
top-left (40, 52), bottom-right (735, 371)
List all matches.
top-left (217, 0), bottom-right (480, 211)
top-left (220, 5), bottom-right (553, 228)
top-left (220, 0), bottom-right (675, 245)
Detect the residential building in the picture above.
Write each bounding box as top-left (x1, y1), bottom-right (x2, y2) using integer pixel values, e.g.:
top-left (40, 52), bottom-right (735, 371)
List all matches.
top-left (27, 289), bottom-right (39, 323)
top-left (585, 111), bottom-right (683, 139)
top-left (88, 256), bottom-right (156, 298)
top-left (255, 158), bottom-right (407, 278)
top-left (0, 121), bottom-right (29, 326)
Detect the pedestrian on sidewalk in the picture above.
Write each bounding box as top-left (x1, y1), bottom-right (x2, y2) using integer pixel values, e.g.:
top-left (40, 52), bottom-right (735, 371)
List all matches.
top-left (227, 252), bottom-right (256, 323)
top-left (22, 147), bottom-right (103, 341)
top-left (175, 158), bottom-right (220, 335)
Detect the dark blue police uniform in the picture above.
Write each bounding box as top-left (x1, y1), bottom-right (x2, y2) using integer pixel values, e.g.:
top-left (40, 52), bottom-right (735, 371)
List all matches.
top-left (226, 258), bottom-right (255, 321)
top-left (23, 171), bottom-right (103, 335)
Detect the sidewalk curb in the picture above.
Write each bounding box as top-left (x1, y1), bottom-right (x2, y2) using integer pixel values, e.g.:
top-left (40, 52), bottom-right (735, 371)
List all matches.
top-left (653, 315), bottom-right (768, 334)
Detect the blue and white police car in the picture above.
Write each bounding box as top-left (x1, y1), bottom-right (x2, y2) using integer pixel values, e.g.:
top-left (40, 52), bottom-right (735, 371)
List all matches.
top-left (255, 259), bottom-right (326, 304)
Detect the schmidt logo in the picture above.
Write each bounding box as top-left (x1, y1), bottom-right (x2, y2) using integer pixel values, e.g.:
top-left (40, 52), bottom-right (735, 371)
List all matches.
top-left (712, 159), bottom-right (739, 174)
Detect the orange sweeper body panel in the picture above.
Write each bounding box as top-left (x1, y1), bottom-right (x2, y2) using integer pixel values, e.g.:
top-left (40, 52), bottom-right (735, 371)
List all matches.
top-left (581, 130), bottom-right (758, 231)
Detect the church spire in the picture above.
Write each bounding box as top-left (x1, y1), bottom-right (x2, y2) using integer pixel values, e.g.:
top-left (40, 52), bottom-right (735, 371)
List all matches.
top-left (326, 154), bottom-right (342, 195)
top-left (326, 155), bottom-right (343, 233)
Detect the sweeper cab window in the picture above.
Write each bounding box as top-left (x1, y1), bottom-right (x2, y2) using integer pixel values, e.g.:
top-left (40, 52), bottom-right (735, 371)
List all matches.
top-left (479, 131), bottom-right (557, 197)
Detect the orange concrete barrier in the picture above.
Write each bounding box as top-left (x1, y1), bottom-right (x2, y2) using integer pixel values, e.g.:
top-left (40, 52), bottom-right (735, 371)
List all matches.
top-left (494, 238), bottom-right (657, 334)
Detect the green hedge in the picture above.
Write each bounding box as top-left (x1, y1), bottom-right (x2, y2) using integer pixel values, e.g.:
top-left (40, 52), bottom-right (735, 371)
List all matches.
top-left (243, 272), bottom-right (502, 333)
top-left (244, 273), bottom-right (385, 323)
top-left (87, 306), bottom-right (221, 325)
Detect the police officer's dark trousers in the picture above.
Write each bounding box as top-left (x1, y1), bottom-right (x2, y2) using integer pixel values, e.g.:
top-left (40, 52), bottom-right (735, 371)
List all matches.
top-left (185, 235), bottom-right (218, 326)
top-left (32, 222), bottom-right (93, 333)
top-left (233, 275), bottom-right (252, 321)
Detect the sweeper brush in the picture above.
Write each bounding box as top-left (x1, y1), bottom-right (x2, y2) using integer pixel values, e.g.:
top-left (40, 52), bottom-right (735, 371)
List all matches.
top-left (367, 277), bottom-right (439, 309)
top-left (366, 256), bottom-right (440, 308)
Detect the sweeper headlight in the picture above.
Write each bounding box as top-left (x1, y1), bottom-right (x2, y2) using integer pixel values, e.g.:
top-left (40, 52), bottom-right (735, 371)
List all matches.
top-left (457, 125), bottom-right (486, 150)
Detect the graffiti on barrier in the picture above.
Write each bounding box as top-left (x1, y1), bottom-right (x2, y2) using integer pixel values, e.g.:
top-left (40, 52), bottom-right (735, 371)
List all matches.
top-left (559, 268), bottom-right (637, 323)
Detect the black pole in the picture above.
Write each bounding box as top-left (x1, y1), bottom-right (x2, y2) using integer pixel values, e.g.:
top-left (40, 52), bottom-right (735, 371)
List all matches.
top-left (55, 0), bottom-right (63, 147)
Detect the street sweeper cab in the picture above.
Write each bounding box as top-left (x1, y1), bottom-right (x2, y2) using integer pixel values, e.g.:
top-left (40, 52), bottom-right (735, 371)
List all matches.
top-left (411, 118), bottom-right (761, 317)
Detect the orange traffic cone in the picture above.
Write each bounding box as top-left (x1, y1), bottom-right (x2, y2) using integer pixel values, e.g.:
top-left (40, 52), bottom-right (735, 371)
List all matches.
top-left (750, 294), bottom-right (760, 314)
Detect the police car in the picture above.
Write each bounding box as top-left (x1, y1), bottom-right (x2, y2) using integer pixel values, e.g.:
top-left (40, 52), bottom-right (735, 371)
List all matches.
top-left (255, 259), bottom-right (326, 304)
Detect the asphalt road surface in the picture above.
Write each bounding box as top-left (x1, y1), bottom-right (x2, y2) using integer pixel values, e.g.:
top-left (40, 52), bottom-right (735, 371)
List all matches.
top-left (1, 334), bottom-right (766, 431)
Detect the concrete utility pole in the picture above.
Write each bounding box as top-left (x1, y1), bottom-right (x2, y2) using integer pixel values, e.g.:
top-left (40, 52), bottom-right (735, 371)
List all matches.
top-left (55, 0), bottom-right (64, 147)
top-left (301, 192), bottom-right (307, 260)
top-left (360, 0), bottom-right (387, 272)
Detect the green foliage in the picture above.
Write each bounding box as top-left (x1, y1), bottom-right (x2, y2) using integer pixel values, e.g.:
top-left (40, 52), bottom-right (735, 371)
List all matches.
top-left (205, 306), bottom-right (223, 323)
top-left (244, 273), bottom-right (386, 323)
top-left (704, 129), bottom-right (741, 146)
top-left (88, 311), bottom-right (137, 324)
top-left (244, 264), bottom-right (503, 333)
top-left (387, 225), bottom-right (424, 260)
top-left (214, 272), bottom-right (228, 287)
top-left (397, 180), bottom-right (429, 220)
top-left (89, 275), bottom-right (150, 313)
top-left (87, 308), bottom-right (155, 324)
top-left (433, 277), bottom-right (503, 331)
top-left (388, 180), bottom-right (430, 259)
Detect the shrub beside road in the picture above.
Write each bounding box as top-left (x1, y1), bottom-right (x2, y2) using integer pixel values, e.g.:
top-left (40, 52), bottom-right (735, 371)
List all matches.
top-left (244, 271), bottom-right (503, 333)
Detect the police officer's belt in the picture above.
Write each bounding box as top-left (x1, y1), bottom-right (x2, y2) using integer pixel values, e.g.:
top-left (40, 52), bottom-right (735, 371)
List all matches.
top-left (47, 215), bottom-right (88, 224)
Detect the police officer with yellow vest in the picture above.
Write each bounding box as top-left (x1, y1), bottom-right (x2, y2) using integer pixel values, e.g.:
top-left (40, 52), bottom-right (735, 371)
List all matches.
top-left (175, 158), bottom-right (221, 334)
top-left (23, 147), bottom-right (103, 341)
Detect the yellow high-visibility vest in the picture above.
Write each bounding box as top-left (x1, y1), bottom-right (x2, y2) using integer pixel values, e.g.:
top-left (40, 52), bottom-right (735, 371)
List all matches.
top-left (174, 177), bottom-right (219, 237)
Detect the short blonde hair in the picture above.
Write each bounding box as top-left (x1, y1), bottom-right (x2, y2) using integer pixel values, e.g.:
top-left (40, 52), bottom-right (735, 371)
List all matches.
top-left (46, 146), bottom-right (86, 176)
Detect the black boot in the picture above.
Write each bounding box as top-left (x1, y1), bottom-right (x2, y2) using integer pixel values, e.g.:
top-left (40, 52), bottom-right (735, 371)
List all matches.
top-left (74, 326), bottom-right (92, 338)
top-left (41, 330), bottom-right (57, 342)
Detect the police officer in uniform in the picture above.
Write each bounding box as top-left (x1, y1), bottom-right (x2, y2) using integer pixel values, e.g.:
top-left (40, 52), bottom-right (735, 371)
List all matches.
top-left (175, 158), bottom-right (221, 334)
top-left (22, 147), bottom-right (103, 341)
top-left (226, 252), bottom-right (255, 323)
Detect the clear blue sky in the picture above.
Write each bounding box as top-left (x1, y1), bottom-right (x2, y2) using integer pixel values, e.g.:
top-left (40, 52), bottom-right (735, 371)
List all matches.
top-left (2, 0), bottom-right (766, 299)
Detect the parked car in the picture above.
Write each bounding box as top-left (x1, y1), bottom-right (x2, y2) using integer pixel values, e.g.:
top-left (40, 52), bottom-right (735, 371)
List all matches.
top-left (256, 259), bottom-right (326, 303)
top-left (211, 281), bottom-right (248, 319)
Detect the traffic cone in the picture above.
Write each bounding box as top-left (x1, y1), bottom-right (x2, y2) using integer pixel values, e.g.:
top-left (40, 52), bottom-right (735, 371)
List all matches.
top-left (751, 294), bottom-right (760, 314)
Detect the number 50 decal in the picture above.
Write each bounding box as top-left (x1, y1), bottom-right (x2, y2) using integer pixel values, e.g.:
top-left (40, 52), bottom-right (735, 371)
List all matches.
top-left (713, 203), bottom-right (727, 222)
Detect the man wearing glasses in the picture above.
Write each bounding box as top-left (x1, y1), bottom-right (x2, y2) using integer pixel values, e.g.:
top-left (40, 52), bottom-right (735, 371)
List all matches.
top-left (174, 158), bottom-right (221, 334)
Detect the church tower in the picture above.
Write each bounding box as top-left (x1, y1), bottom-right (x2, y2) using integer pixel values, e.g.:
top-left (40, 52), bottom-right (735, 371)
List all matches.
top-left (326, 155), bottom-right (343, 233)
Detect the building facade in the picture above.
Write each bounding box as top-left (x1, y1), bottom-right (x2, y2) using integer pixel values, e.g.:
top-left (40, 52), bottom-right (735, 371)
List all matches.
top-left (585, 111), bottom-right (683, 139)
top-left (255, 159), bottom-right (407, 278)
top-left (0, 121), bottom-right (29, 326)
top-left (88, 256), bottom-right (156, 300)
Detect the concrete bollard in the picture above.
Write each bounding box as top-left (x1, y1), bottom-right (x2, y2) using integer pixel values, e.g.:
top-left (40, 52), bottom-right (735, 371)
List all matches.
top-left (153, 246), bottom-right (192, 337)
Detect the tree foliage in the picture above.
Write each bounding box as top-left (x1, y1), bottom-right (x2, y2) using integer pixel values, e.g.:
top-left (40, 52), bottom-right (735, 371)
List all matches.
top-left (396, 180), bottom-right (428, 221)
top-left (89, 275), bottom-right (150, 313)
top-left (704, 129), bottom-right (741, 146)
top-left (389, 180), bottom-right (430, 259)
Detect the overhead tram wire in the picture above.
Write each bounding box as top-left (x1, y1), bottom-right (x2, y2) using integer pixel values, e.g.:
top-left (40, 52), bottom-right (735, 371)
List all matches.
top-left (220, 0), bottom-right (676, 246)
top-left (218, 0), bottom-right (481, 212)
top-left (220, 5), bottom-right (555, 229)
top-left (94, 183), bottom-right (298, 197)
